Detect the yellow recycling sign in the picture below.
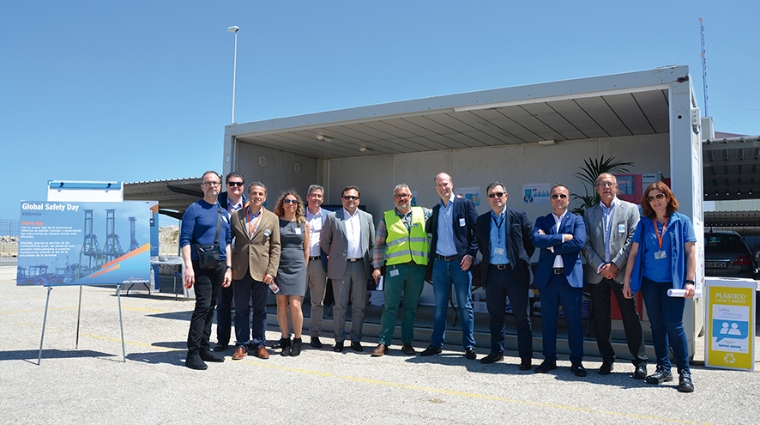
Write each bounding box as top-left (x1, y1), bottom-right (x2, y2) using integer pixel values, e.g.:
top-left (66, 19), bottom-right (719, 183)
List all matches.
top-left (704, 277), bottom-right (756, 372)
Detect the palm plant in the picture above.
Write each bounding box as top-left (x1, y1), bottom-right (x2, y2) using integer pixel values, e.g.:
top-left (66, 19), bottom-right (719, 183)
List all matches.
top-left (571, 155), bottom-right (633, 215)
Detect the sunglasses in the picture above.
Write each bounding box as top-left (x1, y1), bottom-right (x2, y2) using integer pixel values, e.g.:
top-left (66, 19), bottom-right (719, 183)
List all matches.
top-left (487, 192), bottom-right (505, 199)
top-left (551, 194), bottom-right (568, 200)
top-left (647, 193), bottom-right (666, 202)
top-left (283, 199), bottom-right (298, 204)
top-left (342, 196), bottom-right (359, 201)
top-left (227, 181), bottom-right (244, 187)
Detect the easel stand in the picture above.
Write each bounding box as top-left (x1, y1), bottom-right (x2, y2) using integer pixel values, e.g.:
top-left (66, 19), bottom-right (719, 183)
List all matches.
top-left (37, 284), bottom-right (127, 365)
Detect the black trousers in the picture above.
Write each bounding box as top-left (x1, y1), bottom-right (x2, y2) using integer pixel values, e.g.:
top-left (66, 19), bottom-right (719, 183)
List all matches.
top-left (187, 261), bottom-right (224, 354)
top-left (215, 284), bottom-right (234, 345)
top-left (590, 278), bottom-right (648, 365)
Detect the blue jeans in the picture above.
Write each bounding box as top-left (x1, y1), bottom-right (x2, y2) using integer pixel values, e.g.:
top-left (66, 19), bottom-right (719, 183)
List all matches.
top-left (640, 277), bottom-right (690, 373)
top-left (431, 257), bottom-right (475, 349)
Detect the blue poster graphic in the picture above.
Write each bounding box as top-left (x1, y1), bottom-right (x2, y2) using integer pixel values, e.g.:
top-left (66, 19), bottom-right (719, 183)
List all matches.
top-left (17, 201), bottom-right (151, 286)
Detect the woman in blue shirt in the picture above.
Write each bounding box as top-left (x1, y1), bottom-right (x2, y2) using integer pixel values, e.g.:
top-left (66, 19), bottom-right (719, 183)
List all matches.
top-left (622, 182), bottom-right (697, 393)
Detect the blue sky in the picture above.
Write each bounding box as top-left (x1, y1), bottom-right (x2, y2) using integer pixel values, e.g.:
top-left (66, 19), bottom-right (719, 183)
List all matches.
top-left (2, 1), bottom-right (759, 222)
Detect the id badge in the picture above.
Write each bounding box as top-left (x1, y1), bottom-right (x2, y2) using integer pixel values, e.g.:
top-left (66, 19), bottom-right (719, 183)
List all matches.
top-left (295, 228), bottom-right (302, 235)
top-left (389, 268), bottom-right (400, 277)
top-left (618, 223), bottom-right (625, 233)
top-left (494, 247), bottom-right (505, 256)
top-left (459, 218), bottom-right (466, 227)
top-left (654, 250), bottom-right (667, 260)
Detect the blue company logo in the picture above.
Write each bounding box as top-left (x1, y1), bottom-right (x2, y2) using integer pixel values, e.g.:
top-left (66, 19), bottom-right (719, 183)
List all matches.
top-left (712, 320), bottom-right (748, 343)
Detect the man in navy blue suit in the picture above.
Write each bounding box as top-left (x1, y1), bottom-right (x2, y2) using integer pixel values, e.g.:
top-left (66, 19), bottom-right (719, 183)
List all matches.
top-left (420, 172), bottom-right (479, 360)
top-left (532, 184), bottom-right (587, 377)
top-left (476, 182), bottom-right (535, 369)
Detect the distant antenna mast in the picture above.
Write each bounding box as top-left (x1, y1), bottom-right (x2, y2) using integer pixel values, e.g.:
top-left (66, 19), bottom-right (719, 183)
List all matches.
top-left (700, 17), bottom-right (708, 117)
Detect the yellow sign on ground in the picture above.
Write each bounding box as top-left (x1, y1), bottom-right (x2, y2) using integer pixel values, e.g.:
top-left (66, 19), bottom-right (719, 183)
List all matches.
top-left (704, 278), bottom-right (756, 371)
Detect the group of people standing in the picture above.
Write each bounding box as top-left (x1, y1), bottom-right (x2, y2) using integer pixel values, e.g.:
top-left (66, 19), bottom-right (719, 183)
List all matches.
top-left (179, 170), bottom-right (697, 393)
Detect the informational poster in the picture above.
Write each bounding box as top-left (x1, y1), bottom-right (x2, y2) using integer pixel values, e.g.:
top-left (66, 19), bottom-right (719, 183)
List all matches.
top-left (704, 278), bottom-right (756, 371)
top-left (523, 183), bottom-right (551, 204)
top-left (18, 201), bottom-right (151, 286)
top-left (455, 187), bottom-right (481, 206)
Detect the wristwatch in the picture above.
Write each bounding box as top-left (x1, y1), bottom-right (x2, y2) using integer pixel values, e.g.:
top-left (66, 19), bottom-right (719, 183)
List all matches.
top-left (226, 265), bottom-right (232, 270)
top-left (684, 279), bottom-right (695, 285)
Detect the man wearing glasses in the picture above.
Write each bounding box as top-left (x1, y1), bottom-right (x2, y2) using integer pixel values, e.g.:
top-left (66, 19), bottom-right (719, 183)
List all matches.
top-left (532, 184), bottom-right (587, 376)
top-left (370, 184), bottom-right (431, 357)
top-left (581, 173), bottom-right (647, 378)
top-left (214, 172), bottom-right (247, 352)
top-left (475, 183), bottom-right (535, 369)
top-left (321, 186), bottom-right (375, 352)
top-left (179, 171), bottom-right (232, 370)
top-left (421, 172), bottom-right (479, 360)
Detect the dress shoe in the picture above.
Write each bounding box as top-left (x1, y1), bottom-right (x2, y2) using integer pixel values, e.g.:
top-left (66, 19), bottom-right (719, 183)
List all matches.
top-left (480, 352), bottom-right (503, 364)
top-left (232, 346), bottom-right (248, 360)
top-left (519, 360), bottom-right (532, 371)
top-left (290, 338), bottom-right (302, 357)
top-left (571, 363), bottom-right (587, 377)
top-left (280, 337), bottom-right (291, 357)
top-left (351, 341), bottom-right (363, 352)
top-left (465, 348), bottom-right (477, 360)
top-left (333, 341), bottom-right (345, 352)
top-left (371, 344), bottom-right (389, 357)
top-left (633, 363), bottom-right (647, 380)
top-left (402, 343), bottom-right (416, 356)
top-left (535, 360), bottom-right (557, 373)
top-left (598, 360), bottom-right (614, 375)
top-left (254, 346), bottom-right (270, 359)
top-left (185, 352), bottom-right (208, 370)
top-left (213, 343), bottom-right (228, 352)
top-left (420, 345), bottom-right (442, 357)
top-left (310, 336), bottom-right (323, 349)
top-left (200, 350), bottom-right (224, 363)
top-left (645, 366), bottom-right (673, 384)
top-left (677, 371), bottom-right (694, 393)
top-left (270, 340), bottom-right (282, 349)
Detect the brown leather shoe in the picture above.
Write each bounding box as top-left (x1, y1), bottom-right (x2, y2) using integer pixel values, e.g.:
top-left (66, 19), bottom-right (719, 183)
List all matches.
top-left (254, 346), bottom-right (270, 359)
top-left (402, 343), bottom-right (416, 355)
top-left (371, 344), bottom-right (388, 357)
top-left (232, 346), bottom-right (248, 360)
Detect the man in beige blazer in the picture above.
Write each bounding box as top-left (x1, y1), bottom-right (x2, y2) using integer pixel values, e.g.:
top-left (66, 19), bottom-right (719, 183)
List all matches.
top-left (582, 173), bottom-right (647, 378)
top-left (230, 182), bottom-right (281, 361)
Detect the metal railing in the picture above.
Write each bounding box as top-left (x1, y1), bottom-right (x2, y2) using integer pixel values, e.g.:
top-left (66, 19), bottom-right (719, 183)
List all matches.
top-left (0, 219), bottom-right (19, 267)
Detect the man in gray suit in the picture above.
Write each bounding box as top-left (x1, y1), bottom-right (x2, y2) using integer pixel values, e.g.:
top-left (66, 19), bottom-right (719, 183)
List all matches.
top-left (321, 186), bottom-right (376, 352)
top-left (582, 173), bottom-right (648, 378)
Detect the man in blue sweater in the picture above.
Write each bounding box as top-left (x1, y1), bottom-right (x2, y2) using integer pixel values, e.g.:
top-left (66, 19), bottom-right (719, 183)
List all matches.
top-left (179, 171), bottom-right (233, 370)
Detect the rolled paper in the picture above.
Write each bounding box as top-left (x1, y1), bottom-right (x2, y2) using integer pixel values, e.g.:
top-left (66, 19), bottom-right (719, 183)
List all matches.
top-left (667, 289), bottom-right (687, 297)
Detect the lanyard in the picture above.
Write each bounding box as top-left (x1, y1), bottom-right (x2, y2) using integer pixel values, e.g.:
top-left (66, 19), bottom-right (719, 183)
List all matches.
top-left (654, 218), bottom-right (668, 249)
top-left (246, 206), bottom-right (263, 238)
top-left (492, 213), bottom-right (504, 244)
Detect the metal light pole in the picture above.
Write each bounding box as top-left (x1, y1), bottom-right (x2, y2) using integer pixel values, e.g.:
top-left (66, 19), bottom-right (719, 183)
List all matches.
top-left (227, 26), bottom-right (239, 124)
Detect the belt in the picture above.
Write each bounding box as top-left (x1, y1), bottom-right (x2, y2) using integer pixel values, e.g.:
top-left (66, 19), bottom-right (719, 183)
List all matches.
top-left (348, 258), bottom-right (362, 262)
top-left (309, 256), bottom-right (321, 261)
top-left (490, 264), bottom-right (512, 270)
top-left (553, 267), bottom-right (564, 275)
top-left (435, 254), bottom-right (457, 261)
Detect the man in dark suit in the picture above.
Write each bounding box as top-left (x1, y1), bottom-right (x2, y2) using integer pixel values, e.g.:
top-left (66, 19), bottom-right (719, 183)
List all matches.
top-left (532, 184), bottom-right (587, 376)
top-left (476, 182), bottom-right (535, 369)
top-left (582, 173), bottom-right (647, 378)
top-left (420, 172), bottom-right (479, 360)
top-left (320, 186), bottom-right (375, 353)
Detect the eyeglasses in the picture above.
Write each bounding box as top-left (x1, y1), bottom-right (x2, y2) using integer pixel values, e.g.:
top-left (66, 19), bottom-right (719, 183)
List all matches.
top-left (487, 192), bottom-right (505, 199)
top-left (394, 194), bottom-right (411, 199)
top-left (342, 196), bottom-right (359, 201)
top-left (596, 182), bottom-right (616, 188)
top-left (647, 193), bottom-right (666, 202)
top-left (551, 194), bottom-right (568, 200)
top-left (202, 181), bottom-right (221, 187)
top-left (227, 181), bottom-right (244, 187)
top-left (283, 199), bottom-right (298, 205)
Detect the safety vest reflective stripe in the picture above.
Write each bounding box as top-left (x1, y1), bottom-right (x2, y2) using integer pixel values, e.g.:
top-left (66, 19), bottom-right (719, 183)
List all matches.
top-left (384, 207), bottom-right (430, 266)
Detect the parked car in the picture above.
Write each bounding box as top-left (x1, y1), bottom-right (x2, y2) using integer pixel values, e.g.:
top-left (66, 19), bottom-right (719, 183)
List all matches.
top-left (704, 230), bottom-right (757, 279)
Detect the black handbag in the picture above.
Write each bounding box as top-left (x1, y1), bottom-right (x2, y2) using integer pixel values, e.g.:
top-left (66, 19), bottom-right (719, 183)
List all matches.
top-left (194, 206), bottom-right (222, 270)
